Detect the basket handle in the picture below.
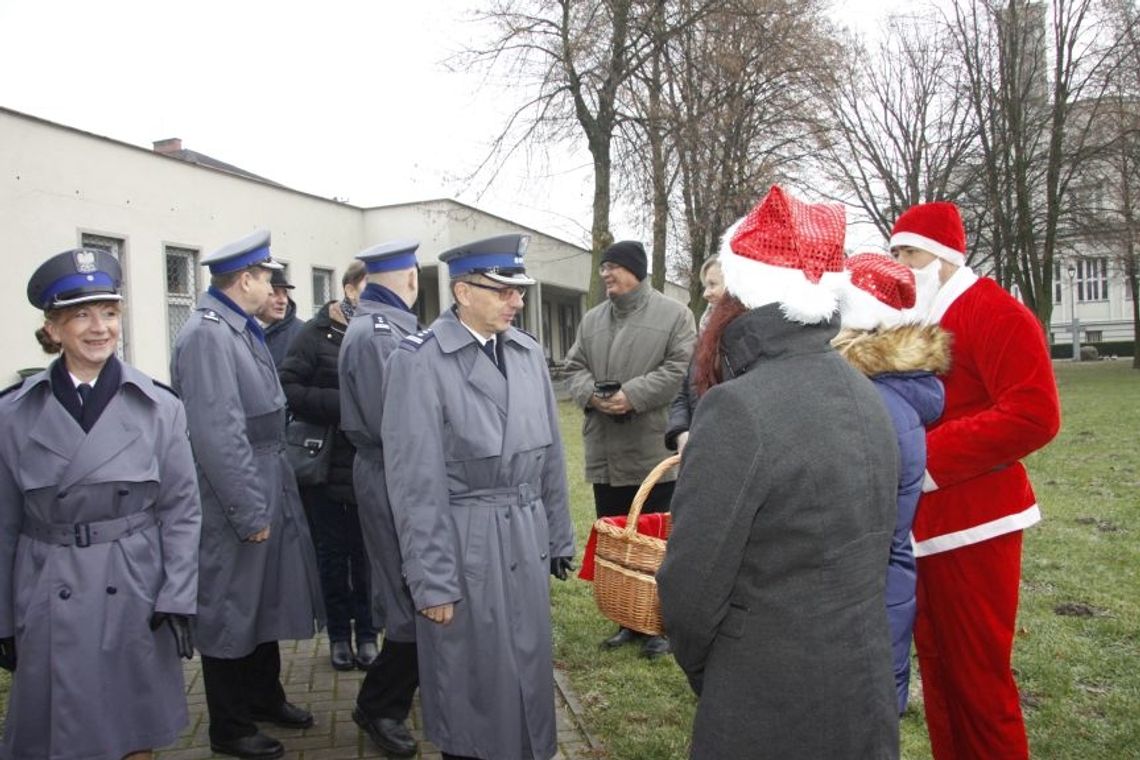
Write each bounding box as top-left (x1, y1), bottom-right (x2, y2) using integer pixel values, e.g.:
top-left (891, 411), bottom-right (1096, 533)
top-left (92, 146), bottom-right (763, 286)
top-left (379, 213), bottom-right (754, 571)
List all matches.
top-left (622, 454), bottom-right (681, 537)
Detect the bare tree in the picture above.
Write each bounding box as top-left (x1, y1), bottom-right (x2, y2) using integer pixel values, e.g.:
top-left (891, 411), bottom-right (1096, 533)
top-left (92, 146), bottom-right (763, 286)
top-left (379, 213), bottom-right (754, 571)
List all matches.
top-left (464, 0), bottom-right (720, 305)
top-left (662, 0), bottom-right (836, 315)
top-left (814, 11), bottom-right (980, 238)
top-left (947, 0), bottom-right (1117, 329)
top-left (1065, 0), bottom-right (1140, 366)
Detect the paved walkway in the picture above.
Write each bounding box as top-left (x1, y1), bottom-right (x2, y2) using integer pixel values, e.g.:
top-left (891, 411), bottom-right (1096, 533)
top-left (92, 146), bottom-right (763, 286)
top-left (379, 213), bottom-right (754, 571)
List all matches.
top-left (158, 634), bottom-right (601, 759)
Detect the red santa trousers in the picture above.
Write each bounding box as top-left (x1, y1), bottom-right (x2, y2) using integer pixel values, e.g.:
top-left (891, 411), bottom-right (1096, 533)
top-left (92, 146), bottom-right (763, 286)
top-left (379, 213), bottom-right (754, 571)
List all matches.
top-left (914, 531), bottom-right (1028, 759)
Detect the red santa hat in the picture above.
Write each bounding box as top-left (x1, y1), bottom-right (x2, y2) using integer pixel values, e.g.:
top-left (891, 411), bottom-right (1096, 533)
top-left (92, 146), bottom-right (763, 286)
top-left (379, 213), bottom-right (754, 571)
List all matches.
top-left (839, 253), bottom-right (917, 330)
top-left (889, 201), bottom-right (967, 266)
top-left (720, 185), bottom-right (847, 324)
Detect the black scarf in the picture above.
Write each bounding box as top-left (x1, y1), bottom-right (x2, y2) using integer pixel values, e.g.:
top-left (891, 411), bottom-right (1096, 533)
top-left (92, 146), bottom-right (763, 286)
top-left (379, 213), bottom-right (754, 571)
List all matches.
top-left (51, 354), bottom-right (122, 433)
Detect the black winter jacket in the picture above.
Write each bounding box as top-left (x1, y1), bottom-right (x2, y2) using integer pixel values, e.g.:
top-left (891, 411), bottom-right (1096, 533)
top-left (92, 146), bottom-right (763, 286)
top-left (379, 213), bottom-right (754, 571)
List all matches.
top-left (265, 298), bottom-right (305, 367)
top-left (665, 364), bottom-right (697, 450)
top-left (279, 302), bottom-right (356, 503)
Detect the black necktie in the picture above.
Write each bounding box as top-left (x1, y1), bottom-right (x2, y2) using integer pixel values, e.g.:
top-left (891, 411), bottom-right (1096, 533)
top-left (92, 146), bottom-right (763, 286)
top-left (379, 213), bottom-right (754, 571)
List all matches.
top-left (76, 383), bottom-right (93, 406)
top-left (481, 338), bottom-right (505, 376)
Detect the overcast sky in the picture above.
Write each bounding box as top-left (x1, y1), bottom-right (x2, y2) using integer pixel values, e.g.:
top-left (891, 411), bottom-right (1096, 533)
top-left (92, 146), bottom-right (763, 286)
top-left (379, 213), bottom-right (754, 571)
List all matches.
top-left (0, 0), bottom-right (902, 249)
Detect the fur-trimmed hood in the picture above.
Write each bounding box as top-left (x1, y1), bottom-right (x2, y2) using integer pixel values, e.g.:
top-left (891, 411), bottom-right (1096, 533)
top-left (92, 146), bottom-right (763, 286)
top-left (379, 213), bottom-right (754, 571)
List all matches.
top-left (833, 324), bottom-right (949, 428)
top-left (832, 323), bottom-right (951, 377)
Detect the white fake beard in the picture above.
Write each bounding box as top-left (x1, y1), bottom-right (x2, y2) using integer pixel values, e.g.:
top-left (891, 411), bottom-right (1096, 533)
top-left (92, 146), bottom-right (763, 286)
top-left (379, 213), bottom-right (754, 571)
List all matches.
top-left (904, 259), bottom-right (943, 325)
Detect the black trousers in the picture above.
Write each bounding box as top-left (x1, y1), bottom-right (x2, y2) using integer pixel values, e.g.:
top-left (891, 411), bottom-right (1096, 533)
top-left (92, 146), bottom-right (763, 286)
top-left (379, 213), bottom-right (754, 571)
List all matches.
top-left (301, 486), bottom-right (377, 642)
top-left (356, 638), bottom-right (419, 720)
top-left (201, 642), bottom-right (288, 742)
top-left (592, 480), bottom-right (675, 519)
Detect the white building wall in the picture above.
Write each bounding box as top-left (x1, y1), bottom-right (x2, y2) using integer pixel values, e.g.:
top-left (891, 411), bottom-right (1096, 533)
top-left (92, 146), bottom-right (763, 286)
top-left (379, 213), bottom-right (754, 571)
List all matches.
top-left (1, 107), bottom-right (694, 383)
top-left (1, 110), bottom-right (363, 382)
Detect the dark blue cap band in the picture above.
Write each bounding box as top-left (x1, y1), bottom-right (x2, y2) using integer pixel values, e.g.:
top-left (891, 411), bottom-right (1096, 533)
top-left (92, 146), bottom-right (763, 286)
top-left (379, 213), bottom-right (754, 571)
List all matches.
top-left (446, 252), bottom-right (526, 277)
top-left (363, 251), bottom-right (418, 273)
top-left (40, 272), bottom-right (117, 308)
top-left (208, 244), bottom-right (272, 274)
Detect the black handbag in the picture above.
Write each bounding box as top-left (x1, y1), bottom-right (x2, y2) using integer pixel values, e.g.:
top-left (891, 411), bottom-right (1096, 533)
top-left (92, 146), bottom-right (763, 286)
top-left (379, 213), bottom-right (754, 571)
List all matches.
top-left (284, 416), bottom-right (333, 486)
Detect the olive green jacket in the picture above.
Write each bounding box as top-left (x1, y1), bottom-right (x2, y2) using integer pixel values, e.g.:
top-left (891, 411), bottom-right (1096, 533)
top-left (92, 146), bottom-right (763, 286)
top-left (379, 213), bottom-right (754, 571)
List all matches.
top-left (564, 280), bottom-right (696, 487)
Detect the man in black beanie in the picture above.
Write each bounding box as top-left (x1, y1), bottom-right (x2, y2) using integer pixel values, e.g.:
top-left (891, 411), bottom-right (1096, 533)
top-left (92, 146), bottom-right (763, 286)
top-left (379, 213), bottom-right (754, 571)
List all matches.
top-left (600, 240), bottom-right (649, 282)
top-left (563, 239), bottom-right (696, 659)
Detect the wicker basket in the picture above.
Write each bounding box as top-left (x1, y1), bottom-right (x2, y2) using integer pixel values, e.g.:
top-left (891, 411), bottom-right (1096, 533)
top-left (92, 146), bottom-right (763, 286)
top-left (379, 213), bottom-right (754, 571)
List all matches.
top-left (592, 455), bottom-right (680, 636)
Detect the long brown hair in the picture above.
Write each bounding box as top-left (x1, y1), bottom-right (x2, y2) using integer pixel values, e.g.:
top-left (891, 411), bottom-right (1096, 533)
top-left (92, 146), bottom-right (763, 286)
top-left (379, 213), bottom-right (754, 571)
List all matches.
top-left (692, 293), bottom-right (748, 396)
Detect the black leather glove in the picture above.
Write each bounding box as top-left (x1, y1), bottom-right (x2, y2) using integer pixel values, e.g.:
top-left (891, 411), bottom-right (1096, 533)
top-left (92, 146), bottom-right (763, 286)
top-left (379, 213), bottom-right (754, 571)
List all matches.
top-left (150, 612), bottom-right (195, 660)
top-left (550, 556), bottom-right (576, 581)
top-left (0, 636), bottom-right (15, 672)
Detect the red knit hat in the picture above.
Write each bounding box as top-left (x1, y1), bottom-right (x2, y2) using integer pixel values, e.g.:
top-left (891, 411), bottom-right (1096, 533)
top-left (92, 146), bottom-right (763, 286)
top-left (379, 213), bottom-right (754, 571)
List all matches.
top-left (720, 185), bottom-right (847, 324)
top-left (889, 201), bottom-right (967, 266)
top-left (839, 253), bottom-right (917, 330)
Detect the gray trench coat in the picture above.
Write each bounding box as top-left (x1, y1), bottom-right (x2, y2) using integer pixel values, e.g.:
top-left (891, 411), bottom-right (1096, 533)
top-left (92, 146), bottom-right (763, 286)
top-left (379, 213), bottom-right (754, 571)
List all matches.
top-left (171, 290), bottom-right (324, 658)
top-left (0, 361), bottom-right (201, 760)
top-left (381, 309), bottom-right (575, 760)
top-left (338, 299), bottom-right (420, 641)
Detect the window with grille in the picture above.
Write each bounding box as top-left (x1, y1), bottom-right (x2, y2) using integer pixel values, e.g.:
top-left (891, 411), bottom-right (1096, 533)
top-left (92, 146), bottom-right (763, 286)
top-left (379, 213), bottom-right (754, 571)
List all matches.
top-left (1076, 258), bottom-right (1108, 302)
top-left (166, 247), bottom-right (198, 353)
top-left (80, 232), bottom-right (129, 360)
top-left (1086, 330), bottom-right (1103, 342)
top-left (312, 267), bottom-right (334, 316)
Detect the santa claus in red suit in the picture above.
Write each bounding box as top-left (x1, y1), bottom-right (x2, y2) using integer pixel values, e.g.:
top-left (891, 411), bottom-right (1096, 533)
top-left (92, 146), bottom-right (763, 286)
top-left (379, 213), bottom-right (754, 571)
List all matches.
top-left (890, 201), bottom-right (1060, 760)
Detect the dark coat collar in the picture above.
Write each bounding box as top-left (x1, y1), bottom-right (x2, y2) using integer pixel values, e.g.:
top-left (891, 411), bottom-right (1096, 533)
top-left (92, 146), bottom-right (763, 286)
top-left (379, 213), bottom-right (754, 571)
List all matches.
top-left (720, 304), bottom-right (840, 380)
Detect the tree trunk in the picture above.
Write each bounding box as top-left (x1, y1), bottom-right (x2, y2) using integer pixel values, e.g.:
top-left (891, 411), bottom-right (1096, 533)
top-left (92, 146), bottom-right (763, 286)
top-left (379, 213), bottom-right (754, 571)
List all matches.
top-left (589, 139), bottom-right (614, 308)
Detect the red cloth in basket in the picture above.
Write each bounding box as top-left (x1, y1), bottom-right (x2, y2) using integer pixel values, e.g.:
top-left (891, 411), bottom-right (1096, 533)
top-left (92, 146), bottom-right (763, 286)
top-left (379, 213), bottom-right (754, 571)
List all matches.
top-left (578, 512), bottom-right (670, 582)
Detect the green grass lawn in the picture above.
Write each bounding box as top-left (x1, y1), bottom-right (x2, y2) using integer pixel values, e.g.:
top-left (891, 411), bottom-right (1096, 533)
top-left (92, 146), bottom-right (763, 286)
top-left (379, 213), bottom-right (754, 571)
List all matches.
top-left (552, 360), bottom-right (1140, 759)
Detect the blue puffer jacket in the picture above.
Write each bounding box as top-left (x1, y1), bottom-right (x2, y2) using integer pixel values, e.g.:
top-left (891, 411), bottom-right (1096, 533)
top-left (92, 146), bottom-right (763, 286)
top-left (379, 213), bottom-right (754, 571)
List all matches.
top-left (835, 324), bottom-right (951, 714)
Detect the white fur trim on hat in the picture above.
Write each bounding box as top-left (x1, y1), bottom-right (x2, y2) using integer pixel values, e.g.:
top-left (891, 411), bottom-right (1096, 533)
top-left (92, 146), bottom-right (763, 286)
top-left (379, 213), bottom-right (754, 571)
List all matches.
top-left (888, 232), bottom-right (966, 266)
top-left (838, 278), bottom-right (909, 331)
top-left (720, 236), bottom-right (843, 324)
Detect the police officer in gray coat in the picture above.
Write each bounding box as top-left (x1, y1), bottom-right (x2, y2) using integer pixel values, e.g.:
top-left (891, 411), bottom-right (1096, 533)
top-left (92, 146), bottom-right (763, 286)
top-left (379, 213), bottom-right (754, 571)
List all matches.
top-left (0, 249), bottom-right (201, 760)
top-left (382, 234), bottom-right (575, 760)
top-left (338, 240), bottom-right (423, 757)
top-left (170, 229), bottom-right (324, 760)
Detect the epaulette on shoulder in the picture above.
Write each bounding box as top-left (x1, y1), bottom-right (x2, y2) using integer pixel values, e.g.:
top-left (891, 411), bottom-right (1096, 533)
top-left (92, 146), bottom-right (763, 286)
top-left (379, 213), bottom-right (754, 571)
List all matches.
top-left (152, 379), bottom-right (180, 399)
top-left (372, 314), bottom-right (391, 335)
top-left (202, 309), bottom-right (221, 323)
top-left (399, 328), bottom-right (436, 352)
top-left (0, 380), bottom-right (23, 400)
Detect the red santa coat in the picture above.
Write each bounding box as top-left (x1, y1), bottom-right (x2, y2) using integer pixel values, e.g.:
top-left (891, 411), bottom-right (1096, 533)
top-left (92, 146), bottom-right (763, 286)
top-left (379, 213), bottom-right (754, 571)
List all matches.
top-left (912, 269), bottom-right (1060, 557)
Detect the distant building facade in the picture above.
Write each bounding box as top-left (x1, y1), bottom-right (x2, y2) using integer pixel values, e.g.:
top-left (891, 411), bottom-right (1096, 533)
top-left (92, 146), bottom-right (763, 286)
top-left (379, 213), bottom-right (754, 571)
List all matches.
top-left (1, 106), bottom-right (695, 384)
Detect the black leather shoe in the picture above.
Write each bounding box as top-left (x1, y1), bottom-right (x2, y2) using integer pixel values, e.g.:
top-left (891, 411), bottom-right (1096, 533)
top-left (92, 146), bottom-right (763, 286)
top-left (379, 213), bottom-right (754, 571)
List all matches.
top-left (355, 639), bottom-right (379, 670)
top-left (601, 627), bottom-right (642, 648)
top-left (330, 639), bottom-right (355, 671)
top-left (209, 732), bottom-right (285, 759)
top-left (249, 700), bottom-right (315, 729)
top-left (353, 706), bottom-right (418, 757)
top-left (642, 635), bottom-right (672, 659)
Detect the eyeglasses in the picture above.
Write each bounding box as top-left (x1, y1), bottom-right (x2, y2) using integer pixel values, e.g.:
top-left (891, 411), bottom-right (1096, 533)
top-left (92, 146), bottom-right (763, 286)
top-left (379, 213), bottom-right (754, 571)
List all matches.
top-left (599, 262), bottom-right (621, 274)
top-left (464, 281), bottom-right (527, 300)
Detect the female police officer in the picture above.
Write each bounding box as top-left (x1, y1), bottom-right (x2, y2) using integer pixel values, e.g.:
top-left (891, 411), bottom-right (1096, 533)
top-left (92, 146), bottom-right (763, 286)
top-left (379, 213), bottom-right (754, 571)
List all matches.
top-left (0, 249), bottom-right (201, 760)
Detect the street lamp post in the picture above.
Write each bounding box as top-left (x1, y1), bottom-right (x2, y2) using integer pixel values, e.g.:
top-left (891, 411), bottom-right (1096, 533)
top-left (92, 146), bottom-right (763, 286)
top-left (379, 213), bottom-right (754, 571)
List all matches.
top-left (1067, 263), bottom-right (1080, 361)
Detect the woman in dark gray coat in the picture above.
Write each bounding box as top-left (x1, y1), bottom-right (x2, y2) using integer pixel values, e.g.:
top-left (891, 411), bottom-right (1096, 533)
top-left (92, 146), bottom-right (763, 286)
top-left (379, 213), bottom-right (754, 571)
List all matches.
top-left (658, 187), bottom-right (900, 759)
top-left (0, 249), bottom-right (201, 760)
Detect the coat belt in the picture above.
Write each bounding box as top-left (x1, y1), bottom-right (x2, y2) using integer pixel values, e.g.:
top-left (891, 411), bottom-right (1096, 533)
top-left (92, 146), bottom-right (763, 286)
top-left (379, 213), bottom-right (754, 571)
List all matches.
top-left (450, 483), bottom-right (538, 507)
top-left (21, 508), bottom-right (157, 548)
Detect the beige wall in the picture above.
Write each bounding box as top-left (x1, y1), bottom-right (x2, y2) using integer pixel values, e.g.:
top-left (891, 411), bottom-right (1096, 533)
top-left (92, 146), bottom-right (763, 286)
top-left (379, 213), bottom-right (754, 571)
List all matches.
top-left (2, 108), bottom-right (694, 384)
top-left (1, 110), bottom-right (362, 382)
